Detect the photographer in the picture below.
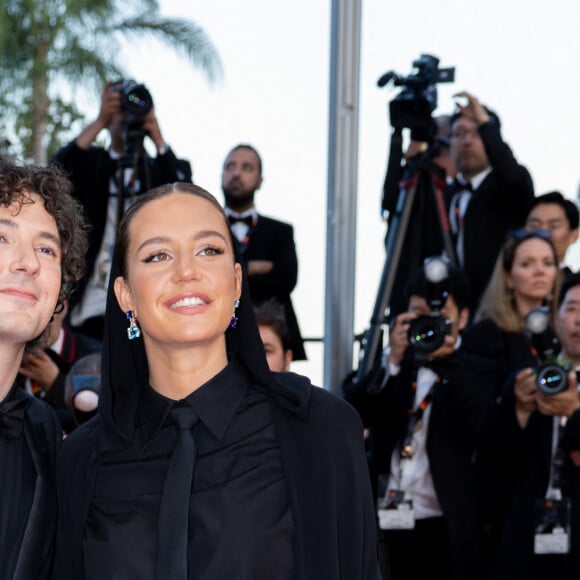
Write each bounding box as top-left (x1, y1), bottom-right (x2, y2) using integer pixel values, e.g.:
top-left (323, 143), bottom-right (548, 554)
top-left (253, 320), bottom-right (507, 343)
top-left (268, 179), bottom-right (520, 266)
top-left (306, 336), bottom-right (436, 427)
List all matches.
top-left (487, 274), bottom-right (580, 579)
top-left (52, 80), bottom-right (192, 341)
top-left (346, 260), bottom-right (491, 580)
top-left (447, 91), bottom-right (535, 313)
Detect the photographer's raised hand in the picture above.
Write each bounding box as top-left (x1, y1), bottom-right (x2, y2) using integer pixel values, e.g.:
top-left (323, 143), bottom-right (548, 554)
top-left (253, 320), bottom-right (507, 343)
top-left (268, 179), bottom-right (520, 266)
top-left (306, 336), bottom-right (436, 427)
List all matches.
top-left (453, 91), bottom-right (490, 126)
top-left (388, 312), bottom-right (415, 367)
top-left (142, 107), bottom-right (167, 154)
top-left (76, 81), bottom-right (121, 150)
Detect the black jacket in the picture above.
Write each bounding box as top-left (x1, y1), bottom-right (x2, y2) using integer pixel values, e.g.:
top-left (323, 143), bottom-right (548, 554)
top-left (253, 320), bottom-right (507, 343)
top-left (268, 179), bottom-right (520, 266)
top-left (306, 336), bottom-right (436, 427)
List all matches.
top-left (8, 391), bottom-right (61, 580)
top-left (446, 121), bottom-right (535, 312)
top-left (347, 350), bottom-right (493, 579)
top-left (241, 214), bottom-right (306, 360)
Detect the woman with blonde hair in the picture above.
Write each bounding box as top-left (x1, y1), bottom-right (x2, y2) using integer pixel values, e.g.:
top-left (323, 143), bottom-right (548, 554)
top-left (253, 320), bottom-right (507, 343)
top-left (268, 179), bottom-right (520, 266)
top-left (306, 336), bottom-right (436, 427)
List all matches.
top-left (463, 229), bottom-right (561, 577)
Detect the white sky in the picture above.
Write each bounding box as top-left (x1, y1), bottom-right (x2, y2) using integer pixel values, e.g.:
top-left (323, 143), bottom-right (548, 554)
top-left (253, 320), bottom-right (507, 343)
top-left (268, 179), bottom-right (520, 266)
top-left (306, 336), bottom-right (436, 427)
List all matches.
top-left (118, 0), bottom-right (580, 385)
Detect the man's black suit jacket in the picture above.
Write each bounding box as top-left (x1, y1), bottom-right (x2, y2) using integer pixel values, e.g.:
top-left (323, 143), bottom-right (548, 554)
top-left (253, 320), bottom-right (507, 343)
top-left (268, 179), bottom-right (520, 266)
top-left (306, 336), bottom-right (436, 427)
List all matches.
top-left (241, 214), bottom-right (306, 360)
top-left (2, 391), bottom-right (61, 580)
top-left (347, 351), bottom-right (493, 578)
top-left (446, 121), bottom-right (535, 312)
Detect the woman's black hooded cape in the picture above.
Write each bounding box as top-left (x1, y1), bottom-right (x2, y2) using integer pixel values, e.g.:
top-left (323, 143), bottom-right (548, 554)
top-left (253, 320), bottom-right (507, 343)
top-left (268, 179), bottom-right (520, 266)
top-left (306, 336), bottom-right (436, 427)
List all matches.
top-left (52, 248), bottom-right (381, 579)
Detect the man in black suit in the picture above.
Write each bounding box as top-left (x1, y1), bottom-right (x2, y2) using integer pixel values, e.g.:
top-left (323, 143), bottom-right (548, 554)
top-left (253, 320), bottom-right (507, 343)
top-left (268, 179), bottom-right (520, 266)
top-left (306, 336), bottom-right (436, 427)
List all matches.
top-left (447, 91), bottom-right (534, 313)
top-left (0, 158), bottom-right (87, 579)
top-left (52, 80), bottom-right (192, 342)
top-left (346, 260), bottom-right (490, 580)
top-left (221, 143), bottom-right (306, 360)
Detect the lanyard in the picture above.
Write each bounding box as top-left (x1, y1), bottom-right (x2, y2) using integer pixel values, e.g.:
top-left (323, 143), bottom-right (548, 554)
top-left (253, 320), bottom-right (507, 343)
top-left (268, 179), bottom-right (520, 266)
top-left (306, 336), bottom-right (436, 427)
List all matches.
top-left (545, 416), bottom-right (565, 500)
top-left (400, 376), bottom-right (439, 459)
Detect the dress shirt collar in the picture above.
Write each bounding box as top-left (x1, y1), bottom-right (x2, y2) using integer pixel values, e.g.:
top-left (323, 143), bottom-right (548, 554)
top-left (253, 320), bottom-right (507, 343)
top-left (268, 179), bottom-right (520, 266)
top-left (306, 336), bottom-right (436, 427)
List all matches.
top-left (224, 207), bottom-right (258, 221)
top-left (138, 355), bottom-right (250, 446)
top-left (456, 167), bottom-right (492, 191)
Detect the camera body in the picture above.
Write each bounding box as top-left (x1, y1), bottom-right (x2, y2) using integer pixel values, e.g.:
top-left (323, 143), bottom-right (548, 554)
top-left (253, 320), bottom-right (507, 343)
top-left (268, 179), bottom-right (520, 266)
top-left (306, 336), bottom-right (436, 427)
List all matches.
top-left (525, 307), bottom-right (569, 396)
top-left (407, 256), bottom-right (452, 362)
top-left (111, 79), bottom-right (153, 122)
top-left (378, 54), bottom-right (455, 132)
top-left (110, 79), bottom-right (154, 165)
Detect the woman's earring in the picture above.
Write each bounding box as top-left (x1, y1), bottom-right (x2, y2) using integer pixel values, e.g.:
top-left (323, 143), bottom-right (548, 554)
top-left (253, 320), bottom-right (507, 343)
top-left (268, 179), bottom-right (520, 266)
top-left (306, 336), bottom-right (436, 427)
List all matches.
top-left (126, 310), bottom-right (141, 340)
top-left (230, 298), bottom-right (240, 329)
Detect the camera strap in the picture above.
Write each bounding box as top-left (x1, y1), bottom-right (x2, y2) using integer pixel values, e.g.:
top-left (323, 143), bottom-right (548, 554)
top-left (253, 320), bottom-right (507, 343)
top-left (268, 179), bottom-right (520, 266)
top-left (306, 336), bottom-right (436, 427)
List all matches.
top-left (400, 374), bottom-right (440, 460)
top-left (545, 416), bottom-right (566, 500)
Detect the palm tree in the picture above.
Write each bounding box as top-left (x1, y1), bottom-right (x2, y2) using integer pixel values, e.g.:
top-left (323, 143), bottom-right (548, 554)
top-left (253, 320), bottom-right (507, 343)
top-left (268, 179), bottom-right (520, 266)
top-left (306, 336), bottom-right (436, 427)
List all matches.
top-left (0, 0), bottom-right (221, 164)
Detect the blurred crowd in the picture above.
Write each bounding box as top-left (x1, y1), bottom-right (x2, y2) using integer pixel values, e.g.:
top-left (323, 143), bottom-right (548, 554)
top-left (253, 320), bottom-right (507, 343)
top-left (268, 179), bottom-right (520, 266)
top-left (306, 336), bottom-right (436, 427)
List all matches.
top-left (346, 91), bottom-right (580, 579)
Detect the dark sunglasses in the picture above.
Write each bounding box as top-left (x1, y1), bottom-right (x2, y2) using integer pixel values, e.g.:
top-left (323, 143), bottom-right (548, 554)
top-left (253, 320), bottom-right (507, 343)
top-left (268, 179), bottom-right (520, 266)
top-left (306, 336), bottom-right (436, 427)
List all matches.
top-left (508, 228), bottom-right (552, 241)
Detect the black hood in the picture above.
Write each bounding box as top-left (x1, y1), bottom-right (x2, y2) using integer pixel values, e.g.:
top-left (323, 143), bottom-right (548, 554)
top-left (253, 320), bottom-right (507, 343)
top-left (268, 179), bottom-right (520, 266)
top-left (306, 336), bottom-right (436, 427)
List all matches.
top-left (99, 242), bottom-right (309, 444)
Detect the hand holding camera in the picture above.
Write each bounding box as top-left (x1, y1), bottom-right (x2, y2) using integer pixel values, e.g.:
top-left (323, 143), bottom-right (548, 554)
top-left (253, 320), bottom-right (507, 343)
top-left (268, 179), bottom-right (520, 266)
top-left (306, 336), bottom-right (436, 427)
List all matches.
top-left (536, 371), bottom-right (580, 419)
top-left (97, 81), bottom-right (122, 129)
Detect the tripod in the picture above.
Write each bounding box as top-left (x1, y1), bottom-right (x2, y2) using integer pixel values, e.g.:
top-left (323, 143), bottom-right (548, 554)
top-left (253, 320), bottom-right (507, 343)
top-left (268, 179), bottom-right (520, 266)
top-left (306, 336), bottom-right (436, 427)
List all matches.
top-left (114, 125), bottom-right (151, 230)
top-left (354, 129), bottom-right (457, 385)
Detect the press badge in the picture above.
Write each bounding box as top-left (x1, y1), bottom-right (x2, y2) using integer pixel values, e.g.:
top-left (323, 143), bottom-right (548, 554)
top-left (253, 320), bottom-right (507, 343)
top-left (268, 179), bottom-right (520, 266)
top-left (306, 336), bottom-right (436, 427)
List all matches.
top-left (533, 498), bottom-right (571, 555)
top-left (377, 489), bottom-right (415, 530)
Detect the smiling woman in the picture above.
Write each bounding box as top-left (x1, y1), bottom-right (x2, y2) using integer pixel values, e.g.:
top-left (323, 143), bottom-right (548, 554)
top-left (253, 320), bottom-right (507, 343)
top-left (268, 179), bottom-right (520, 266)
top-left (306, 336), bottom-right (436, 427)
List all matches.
top-left (52, 182), bottom-right (381, 580)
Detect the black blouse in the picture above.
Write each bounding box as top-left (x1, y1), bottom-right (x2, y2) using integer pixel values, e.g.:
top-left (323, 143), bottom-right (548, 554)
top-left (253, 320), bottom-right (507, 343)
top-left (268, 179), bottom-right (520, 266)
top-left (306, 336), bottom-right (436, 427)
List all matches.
top-left (83, 361), bottom-right (294, 579)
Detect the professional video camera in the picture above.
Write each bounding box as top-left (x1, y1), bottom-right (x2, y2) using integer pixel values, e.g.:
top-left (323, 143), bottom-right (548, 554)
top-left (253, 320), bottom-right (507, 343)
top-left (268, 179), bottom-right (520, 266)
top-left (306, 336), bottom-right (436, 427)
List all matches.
top-left (407, 256), bottom-right (452, 361)
top-left (525, 306), bottom-right (570, 396)
top-left (110, 79), bottom-right (154, 162)
top-left (377, 54), bottom-right (455, 133)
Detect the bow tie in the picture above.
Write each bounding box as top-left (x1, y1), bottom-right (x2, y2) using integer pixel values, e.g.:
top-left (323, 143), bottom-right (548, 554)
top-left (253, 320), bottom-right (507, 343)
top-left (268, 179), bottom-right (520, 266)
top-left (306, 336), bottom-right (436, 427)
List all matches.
top-left (0, 396), bottom-right (27, 439)
top-left (452, 178), bottom-right (473, 193)
top-left (228, 215), bottom-right (254, 228)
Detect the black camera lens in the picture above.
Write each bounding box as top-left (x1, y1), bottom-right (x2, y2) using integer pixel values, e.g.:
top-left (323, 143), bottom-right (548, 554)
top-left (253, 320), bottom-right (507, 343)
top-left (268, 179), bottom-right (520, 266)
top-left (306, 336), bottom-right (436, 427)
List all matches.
top-left (122, 83), bottom-right (153, 117)
top-left (407, 316), bottom-right (450, 354)
top-left (536, 364), bottom-right (568, 396)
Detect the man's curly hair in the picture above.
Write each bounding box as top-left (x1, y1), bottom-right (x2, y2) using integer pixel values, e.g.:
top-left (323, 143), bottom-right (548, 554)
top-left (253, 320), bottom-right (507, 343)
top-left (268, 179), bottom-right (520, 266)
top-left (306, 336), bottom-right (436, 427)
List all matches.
top-left (0, 158), bottom-right (88, 315)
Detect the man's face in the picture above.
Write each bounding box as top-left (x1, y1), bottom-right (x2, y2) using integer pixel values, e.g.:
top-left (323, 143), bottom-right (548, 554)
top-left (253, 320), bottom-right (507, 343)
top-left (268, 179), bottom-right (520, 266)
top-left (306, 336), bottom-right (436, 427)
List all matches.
top-left (221, 148), bottom-right (262, 210)
top-left (258, 323), bottom-right (292, 372)
top-left (556, 285), bottom-right (580, 364)
top-left (450, 117), bottom-right (490, 180)
top-left (0, 194), bottom-right (62, 346)
top-left (526, 203), bottom-right (578, 263)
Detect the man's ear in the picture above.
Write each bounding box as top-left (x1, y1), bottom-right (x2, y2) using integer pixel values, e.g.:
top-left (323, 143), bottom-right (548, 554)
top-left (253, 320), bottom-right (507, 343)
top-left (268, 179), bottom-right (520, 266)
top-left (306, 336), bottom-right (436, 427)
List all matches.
top-left (113, 276), bottom-right (135, 316)
top-left (458, 307), bottom-right (470, 331)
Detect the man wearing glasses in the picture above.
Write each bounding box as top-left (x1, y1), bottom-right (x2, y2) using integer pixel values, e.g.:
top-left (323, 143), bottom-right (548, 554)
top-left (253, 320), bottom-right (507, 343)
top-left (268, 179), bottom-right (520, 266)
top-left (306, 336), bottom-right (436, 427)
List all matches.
top-left (447, 91), bottom-right (534, 313)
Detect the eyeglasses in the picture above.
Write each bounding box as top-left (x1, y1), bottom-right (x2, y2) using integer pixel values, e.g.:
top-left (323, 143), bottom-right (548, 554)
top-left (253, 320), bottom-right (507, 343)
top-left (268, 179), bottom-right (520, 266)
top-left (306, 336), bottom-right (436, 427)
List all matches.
top-left (450, 128), bottom-right (480, 141)
top-left (508, 228), bottom-right (552, 241)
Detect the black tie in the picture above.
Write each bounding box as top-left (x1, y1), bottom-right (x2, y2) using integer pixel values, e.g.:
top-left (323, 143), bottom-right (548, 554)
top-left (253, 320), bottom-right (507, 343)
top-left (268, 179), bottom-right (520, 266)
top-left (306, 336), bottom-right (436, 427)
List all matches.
top-left (0, 397), bottom-right (27, 439)
top-left (228, 214), bottom-right (254, 228)
top-left (156, 404), bottom-right (199, 579)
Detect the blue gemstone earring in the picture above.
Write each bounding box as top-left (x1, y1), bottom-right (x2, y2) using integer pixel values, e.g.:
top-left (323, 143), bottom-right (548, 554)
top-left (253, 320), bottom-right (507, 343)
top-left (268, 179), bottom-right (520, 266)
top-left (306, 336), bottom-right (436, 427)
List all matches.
top-left (229, 298), bottom-right (240, 329)
top-left (126, 310), bottom-right (141, 340)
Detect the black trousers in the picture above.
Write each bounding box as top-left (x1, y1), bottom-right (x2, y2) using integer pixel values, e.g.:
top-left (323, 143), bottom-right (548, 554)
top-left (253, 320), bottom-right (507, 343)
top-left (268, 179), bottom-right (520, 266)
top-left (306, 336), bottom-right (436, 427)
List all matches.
top-left (379, 516), bottom-right (451, 580)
